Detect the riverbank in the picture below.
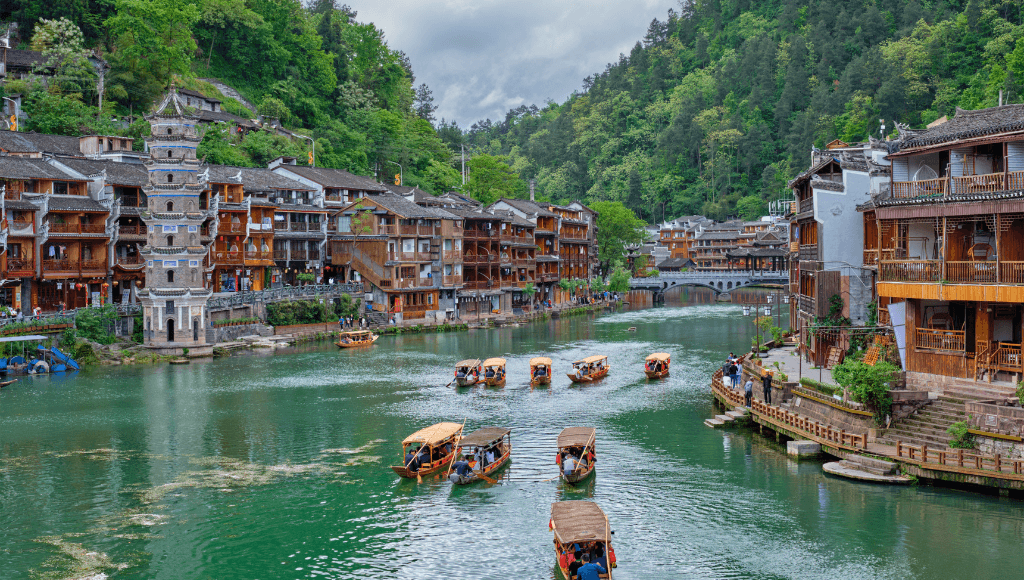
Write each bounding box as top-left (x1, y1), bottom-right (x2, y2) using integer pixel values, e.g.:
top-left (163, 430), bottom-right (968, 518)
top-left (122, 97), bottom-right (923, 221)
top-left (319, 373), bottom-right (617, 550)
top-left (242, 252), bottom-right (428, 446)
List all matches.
top-left (708, 350), bottom-right (1024, 496)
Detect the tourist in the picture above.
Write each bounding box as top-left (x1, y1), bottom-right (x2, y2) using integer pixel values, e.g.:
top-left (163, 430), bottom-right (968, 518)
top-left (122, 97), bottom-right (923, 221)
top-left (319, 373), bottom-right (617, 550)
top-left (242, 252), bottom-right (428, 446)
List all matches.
top-left (449, 455), bottom-right (473, 483)
top-left (563, 453), bottom-right (579, 478)
top-left (744, 375), bottom-right (754, 407)
top-left (575, 553), bottom-right (606, 580)
top-left (568, 550), bottom-right (584, 579)
top-left (592, 545), bottom-right (608, 569)
top-left (721, 359), bottom-right (732, 387)
top-left (729, 360), bottom-right (740, 391)
top-left (338, 316), bottom-right (344, 330)
top-left (761, 369), bottom-right (773, 405)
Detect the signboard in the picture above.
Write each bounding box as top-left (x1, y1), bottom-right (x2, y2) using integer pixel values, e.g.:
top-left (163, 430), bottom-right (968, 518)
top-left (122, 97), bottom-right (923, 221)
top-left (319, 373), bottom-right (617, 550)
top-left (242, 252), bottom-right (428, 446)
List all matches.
top-left (163, 260), bottom-right (178, 268)
top-left (187, 225), bottom-right (198, 233)
top-left (189, 260), bottom-right (200, 267)
top-left (162, 225), bottom-right (178, 233)
top-left (91, 292), bottom-right (101, 307)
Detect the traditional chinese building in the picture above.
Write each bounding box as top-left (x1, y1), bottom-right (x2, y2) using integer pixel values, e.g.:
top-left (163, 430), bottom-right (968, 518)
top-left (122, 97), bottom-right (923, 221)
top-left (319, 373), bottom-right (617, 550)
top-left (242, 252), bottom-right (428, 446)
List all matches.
top-left (138, 91), bottom-right (213, 354)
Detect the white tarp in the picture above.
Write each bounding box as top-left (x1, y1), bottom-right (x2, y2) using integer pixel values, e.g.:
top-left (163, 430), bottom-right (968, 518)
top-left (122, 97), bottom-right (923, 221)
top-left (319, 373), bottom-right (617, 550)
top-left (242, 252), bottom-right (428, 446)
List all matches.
top-left (888, 301), bottom-right (907, 368)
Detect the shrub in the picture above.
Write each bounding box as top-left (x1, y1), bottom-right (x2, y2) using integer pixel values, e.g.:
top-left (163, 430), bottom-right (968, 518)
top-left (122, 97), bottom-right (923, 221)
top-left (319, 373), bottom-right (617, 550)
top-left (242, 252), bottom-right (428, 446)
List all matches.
top-left (832, 359), bottom-right (900, 424)
top-left (74, 305), bottom-right (119, 344)
top-left (948, 420), bottom-right (976, 449)
top-left (1017, 381), bottom-right (1024, 406)
top-left (266, 299), bottom-right (331, 326)
top-left (799, 377), bottom-right (841, 397)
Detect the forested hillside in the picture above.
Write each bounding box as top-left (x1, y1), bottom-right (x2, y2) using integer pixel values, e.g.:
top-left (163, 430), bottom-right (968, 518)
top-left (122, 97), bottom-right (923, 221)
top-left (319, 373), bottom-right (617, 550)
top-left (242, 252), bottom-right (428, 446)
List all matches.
top-left (445, 0), bottom-right (1024, 221)
top-left (4, 0), bottom-right (460, 192)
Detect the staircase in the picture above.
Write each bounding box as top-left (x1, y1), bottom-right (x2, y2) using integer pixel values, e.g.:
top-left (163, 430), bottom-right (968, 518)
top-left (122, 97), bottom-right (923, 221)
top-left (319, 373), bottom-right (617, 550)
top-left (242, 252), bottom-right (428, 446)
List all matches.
top-left (877, 381), bottom-right (1015, 449)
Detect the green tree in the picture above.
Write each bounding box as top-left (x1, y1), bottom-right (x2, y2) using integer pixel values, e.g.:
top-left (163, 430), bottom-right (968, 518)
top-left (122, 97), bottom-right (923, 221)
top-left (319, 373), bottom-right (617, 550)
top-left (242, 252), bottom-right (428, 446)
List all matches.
top-left (590, 201), bottom-right (647, 273)
top-left (465, 154), bottom-right (526, 205)
top-left (30, 17), bottom-right (96, 98)
top-left (735, 195), bottom-right (765, 221)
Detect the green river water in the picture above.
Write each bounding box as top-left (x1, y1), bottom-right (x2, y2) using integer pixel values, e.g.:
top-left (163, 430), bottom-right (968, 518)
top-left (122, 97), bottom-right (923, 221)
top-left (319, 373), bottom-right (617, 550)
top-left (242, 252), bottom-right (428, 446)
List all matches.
top-left (2, 290), bottom-right (1023, 580)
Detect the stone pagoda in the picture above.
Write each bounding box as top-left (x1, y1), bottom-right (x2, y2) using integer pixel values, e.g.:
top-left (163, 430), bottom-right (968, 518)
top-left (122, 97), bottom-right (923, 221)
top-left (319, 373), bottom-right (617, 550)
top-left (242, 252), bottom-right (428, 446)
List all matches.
top-left (138, 90), bottom-right (214, 354)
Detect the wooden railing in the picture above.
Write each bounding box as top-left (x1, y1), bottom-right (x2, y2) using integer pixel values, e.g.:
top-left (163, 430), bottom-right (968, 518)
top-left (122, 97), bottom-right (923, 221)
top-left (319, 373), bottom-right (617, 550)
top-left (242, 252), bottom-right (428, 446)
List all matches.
top-left (946, 260), bottom-right (997, 283)
top-left (81, 259), bottom-right (104, 271)
top-left (8, 257), bottom-right (32, 272)
top-left (118, 225), bottom-right (147, 237)
top-left (244, 250), bottom-right (273, 261)
top-left (916, 327), bottom-right (965, 352)
top-left (879, 260), bottom-right (941, 282)
top-left (711, 364), bottom-right (868, 450)
top-left (273, 250), bottom-right (289, 260)
top-left (798, 245), bottom-right (817, 262)
top-left (441, 275), bottom-right (461, 286)
top-left (863, 249), bottom-right (879, 266)
top-left (953, 172), bottom-right (1005, 195)
top-left (223, 223), bottom-right (246, 233)
top-left (49, 223), bottom-right (106, 234)
top-left (987, 342), bottom-right (1022, 374)
top-left (10, 219), bottom-right (33, 232)
top-left (1010, 170), bottom-right (1024, 191)
top-left (214, 251), bottom-right (243, 264)
top-left (893, 177), bottom-right (948, 199)
top-left (797, 294), bottom-right (815, 315)
top-left (799, 197), bottom-right (813, 214)
top-left (1000, 261), bottom-right (1024, 284)
top-left (42, 259), bottom-right (76, 271)
top-left (116, 255), bottom-right (144, 266)
top-left (390, 251), bottom-right (429, 262)
top-left (896, 441), bottom-right (1024, 477)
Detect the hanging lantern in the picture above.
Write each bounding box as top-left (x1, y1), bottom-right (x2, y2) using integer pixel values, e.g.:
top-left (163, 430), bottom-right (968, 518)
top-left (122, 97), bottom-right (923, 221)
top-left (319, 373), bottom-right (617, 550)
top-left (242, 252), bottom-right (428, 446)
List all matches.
top-left (763, 305), bottom-right (771, 317)
top-left (102, 282), bottom-right (109, 289)
top-left (75, 283), bottom-right (83, 290)
top-left (782, 294), bottom-right (790, 304)
top-left (742, 305), bottom-right (751, 316)
top-left (767, 294), bottom-right (773, 303)
top-left (113, 280), bottom-right (119, 286)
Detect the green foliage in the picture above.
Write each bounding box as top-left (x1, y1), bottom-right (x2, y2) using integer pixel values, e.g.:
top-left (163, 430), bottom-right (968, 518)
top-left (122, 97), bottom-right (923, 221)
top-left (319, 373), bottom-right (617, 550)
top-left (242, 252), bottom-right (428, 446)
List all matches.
top-left (832, 359), bottom-right (900, 423)
top-left (296, 272), bottom-right (315, 283)
top-left (521, 283), bottom-right (537, 297)
top-left (266, 299), bottom-right (329, 326)
top-left (1017, 381), bottom-right (1024, 406)
top-left (333, 294), bottom-right (362, 318)
top-left (607, 266), bottom-right (631, 293)
top-left (590, 201), bottom-right (647, 271)
top-left (211, 317), bottom-right (261, 327)
top-left (589, 277), bottom-right (607, 293)
top-left (465, 154), bottom-right (527, 204)
top-left (74, 305), bottom-right (119, 345)
top-left (132, 313), bottom-right (143, 343)
top-left (947, 420), bottom-right (976, 449)
top-left (799, 377), bottom-right (841, 397)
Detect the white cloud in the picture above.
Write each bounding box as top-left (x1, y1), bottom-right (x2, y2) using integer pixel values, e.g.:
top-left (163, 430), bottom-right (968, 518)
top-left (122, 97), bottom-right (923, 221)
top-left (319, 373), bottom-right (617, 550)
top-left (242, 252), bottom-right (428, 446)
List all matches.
top-left (350, 0), bottom-right (675, 126)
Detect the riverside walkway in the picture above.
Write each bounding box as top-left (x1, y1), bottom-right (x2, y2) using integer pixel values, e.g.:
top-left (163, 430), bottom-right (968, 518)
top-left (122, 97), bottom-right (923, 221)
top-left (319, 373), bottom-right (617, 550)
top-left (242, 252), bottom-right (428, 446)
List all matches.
top-left (709, 362), bottom-right (1024, 491)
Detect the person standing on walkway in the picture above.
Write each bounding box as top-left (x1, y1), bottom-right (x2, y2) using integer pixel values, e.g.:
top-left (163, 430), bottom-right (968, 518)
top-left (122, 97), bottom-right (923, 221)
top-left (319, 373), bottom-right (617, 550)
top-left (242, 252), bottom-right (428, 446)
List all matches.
top-left (761, 369), bottom-right (773, 405)
top-left (744, 375), bottom-right (754, 407)
top-left (729, 360), bottom-right (740, 391)
top-left (721, 359), bottom-right (732, 387)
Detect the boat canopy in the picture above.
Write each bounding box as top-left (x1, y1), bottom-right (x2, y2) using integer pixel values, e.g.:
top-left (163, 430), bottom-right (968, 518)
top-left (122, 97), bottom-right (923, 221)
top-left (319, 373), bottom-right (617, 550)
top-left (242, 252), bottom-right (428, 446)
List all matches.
top-left (483, 358), bottom-right (506, 367)
top-left (456, 359), bottom-right (482, 368)
top-left (557, 427), bottom-right (596, 448)
top-left (550, 501), bottom-right (609, 545)
top-left (645, 352), bottom-right (671, 362)
top-left (402, 422), bottom-right (464, 446)
top-left (573, 355), bottom-right (607, 365)
top-left (341, 330), bottom-right (372, 338)
top-left (458, 427), bottom-right (510, 448)
top-left (530, 357), bottom-right (553, 367)
top-left (0, 335), bottom-right (48, 342)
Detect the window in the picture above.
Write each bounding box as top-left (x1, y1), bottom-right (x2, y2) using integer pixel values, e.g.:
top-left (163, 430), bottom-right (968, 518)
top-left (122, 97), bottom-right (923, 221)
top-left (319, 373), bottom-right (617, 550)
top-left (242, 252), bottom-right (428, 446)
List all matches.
top-left (167, 150), bottom-right (172, 158)
top-left (166, 235), bottom-right (174, 246)
top-left (166, 201), bottom-right (174, 211)
top-left (166, 128), bottom-right (172, 135)
top-left (167, 270), bottom-right (174, 283)
top-left (167, 174), bottom-right (173, 183)
top-left (338, 216), bottom-right (351, 233)
top-left (52, 182), bottom-right (69, 195)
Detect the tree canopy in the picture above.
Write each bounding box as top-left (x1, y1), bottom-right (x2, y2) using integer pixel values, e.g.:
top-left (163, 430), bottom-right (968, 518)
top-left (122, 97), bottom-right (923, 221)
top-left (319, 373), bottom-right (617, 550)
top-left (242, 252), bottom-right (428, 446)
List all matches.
top-left (591, 200), bottom-right (647, 271)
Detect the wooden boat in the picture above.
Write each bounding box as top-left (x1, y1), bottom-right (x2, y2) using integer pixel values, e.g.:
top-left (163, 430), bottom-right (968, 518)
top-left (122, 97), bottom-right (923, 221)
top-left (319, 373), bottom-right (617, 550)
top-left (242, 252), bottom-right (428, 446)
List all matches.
top-left (0, 379), bottom-right (16, 388)
top-left (567, 355), bottom-right (609, 383)
top-left (449, 427), bottom-right (511, 484)
top-left (550, 501), bottom-right (617, 578)
top-left (390, 422), bottom-right (464, 479)
top-left (335, 330), bottom-right (378, 348)
top-left (482, 357), bottom-right (506, 387)
top-left (530, 357), bottom-right (553, 386)
top-left (644, 352), bottom-right (671, 379)
top-left (557, 427), bottom-right (596, 484)
top-left (454, 359), bottom-right (483, 387)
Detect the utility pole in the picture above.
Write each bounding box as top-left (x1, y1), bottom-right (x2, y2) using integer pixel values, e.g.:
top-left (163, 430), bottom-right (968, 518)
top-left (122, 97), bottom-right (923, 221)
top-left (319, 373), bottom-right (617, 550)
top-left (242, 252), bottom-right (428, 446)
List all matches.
top-left (461, 145), bottom-right (466, 186)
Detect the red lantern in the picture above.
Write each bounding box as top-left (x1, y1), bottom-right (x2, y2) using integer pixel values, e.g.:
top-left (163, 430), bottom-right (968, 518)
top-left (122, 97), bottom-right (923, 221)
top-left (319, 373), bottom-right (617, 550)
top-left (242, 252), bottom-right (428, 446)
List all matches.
top-left (101, 282), bottom-right (109, 289)
top-left (75, 283), bottom-right (83, 290)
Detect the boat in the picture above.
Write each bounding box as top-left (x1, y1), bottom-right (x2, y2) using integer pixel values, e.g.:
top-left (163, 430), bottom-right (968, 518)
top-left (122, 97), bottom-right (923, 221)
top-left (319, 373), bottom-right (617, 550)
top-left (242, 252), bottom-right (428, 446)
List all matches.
top-left (0, 379), bottom-right (16, 388)
top-left (557, 427), bottom-right (596, 484)
top-left (335, 330), bottom-right (378, 348)
top-left (454, 359), bottom-right (483, 386)
top-left (482, 357), bottom-right (506, 387)
top-left (644, 352), bottom-right (671, 379)
top-left (391, 422), bottom-right (464, 479)
top-left (550, 501), bottom-right (617, 578)
top-left (530, 357), bottom-right (553, 386)
top-left (567, 355), bottom-right (609, 383)
top-left (449, 427), bottom-right (511, 484)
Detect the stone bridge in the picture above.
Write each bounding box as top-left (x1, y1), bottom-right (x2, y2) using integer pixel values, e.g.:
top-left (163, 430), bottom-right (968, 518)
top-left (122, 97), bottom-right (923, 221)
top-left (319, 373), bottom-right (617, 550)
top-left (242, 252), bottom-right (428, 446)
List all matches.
top-left (630, 270), bottom-right (789, 298)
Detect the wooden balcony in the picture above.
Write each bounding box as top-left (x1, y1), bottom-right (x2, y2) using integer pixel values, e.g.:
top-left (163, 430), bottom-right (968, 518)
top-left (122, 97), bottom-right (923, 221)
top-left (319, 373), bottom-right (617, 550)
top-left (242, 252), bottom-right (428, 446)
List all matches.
top-left (9, 219), bottom-right (33, 233)
top-left (863, 249), bottom-right (879, 266)
top-left (81, 259), bottom-right (104, 271)
top-left (893, 177), bottom-right (948, 199)
top-left (463, 280), bottom-right (496, 291)
top-left (798, 245), bottom-right (817, 262)
top-left (393, 277), bottom-right (429, 289)
top-left (879, 260), bottom-right (941, 282)
top-left (946, 261), bottom-right (996, 284)
top-left (244, 250), bottom-right (274, 261)
top-left (273, 250), bottom-right (289, 260)
top-left (952, 173), bottom-right (1007, 195)
top-left (464, 253), bottom-right (496, 264)
top-left (214, 250), bottom-right (244, 265)
top-left (441, 275), bottom-right (461, 287)
top-left (119, 225), bottom-right (147, 238)
top-left (798, 197), bottom-right (813, 214)
top-left (916, 327), bottom-right (965, 353)
top-left (389, 251), bottom-right (430, 262)
top-left (41, 258), bottom-right (104, 273)
top-left (8, 257), bottom-right (33, 273)
top-left (464, 229), bottom-right (496, 239)
top-left (116, 255), bottom-right (144, 267)
top-left (442, 250), bottom-right (461, 261)
top-left (49, 223), bottom-right (106, 235)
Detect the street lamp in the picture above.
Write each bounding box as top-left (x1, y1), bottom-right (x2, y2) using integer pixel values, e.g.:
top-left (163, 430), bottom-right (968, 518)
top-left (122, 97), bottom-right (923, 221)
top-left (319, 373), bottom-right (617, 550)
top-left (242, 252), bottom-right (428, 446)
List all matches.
top-left (298, 134), bottom-right (315, 167)
top-left (386, 160), bottom-right (403, 186)
top-left (2, 97), bottom-right (19, 131)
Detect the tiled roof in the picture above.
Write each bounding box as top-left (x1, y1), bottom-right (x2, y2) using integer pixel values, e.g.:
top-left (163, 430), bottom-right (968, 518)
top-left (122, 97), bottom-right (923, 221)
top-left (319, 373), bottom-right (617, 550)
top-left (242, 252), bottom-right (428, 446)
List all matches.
top-left (4, 49), bottom-right (46, 69)
top-left (492, 197), bottom-right (557, 217)
top-left (178, 88), bottom-right (221, 103)
top-left (55, 158), bottom-right (148, 186)
top-left (0, 131), bottom-right (83, 157)
top-left (788, 155), bottom-right (840, 188)
top-left (46, 195), bottom-right (107, 212)
top-left (900, 104), bottom-right (1024, 149)
top-left (656, 257), bottom-right (690, 269)
top-left (6, 200), bottom-right (38, 210)
top-left (363, 192), bottom-right (457, 220)
top-left (694, 231), bottom-right (740, 241)
top-left (198, 110), bottom-right (257, 127)
top-left (207, 165), bottom-right (311, 193)
top-left (0, 156), bottom-right (77, 180)
top-left (277, 165), bottom-right (387, 192)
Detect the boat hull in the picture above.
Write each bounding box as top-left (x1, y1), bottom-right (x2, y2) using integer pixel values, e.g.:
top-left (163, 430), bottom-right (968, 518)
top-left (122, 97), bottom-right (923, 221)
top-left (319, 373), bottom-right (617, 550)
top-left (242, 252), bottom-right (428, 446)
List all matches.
top-left (566, 367), bottom-right (609, 383)
top-left (484, 377), bottom-right (505, 387)
top-left (451, 451), bottom-right (511, 485)
top-left (645, 369), bottom-right (669, 379)
top-left (335, 335), bottom-right (378, 349)
top-left (455, 376), bottom-right (480, 387)
top-left (530, 376), bottom-right (551, 387)
top-left (561, 464), bottom-right (595, 484)
top-left (391, 452), bottom-right (456, 479)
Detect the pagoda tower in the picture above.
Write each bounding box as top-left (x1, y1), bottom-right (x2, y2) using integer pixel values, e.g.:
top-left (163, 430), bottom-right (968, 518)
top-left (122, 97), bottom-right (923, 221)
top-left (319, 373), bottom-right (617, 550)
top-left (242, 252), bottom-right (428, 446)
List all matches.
top-left (138, 90), bottom-right (213, 354)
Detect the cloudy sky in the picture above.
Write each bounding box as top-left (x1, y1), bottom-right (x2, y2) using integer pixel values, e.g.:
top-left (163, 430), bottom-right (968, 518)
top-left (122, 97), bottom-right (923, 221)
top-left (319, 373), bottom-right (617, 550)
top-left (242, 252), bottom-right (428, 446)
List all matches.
top-left (352, 0), bottom-right (676, 128)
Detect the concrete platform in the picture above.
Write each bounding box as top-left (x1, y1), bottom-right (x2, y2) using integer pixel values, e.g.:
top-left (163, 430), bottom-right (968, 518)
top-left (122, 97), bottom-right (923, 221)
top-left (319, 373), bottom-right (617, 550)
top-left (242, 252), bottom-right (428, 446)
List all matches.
top-left (704, 418), bottom-right (726, 428)
top-left (786, 440), bottom-right (821, 458)
top-left (824, 460), bottom-right (913, 484)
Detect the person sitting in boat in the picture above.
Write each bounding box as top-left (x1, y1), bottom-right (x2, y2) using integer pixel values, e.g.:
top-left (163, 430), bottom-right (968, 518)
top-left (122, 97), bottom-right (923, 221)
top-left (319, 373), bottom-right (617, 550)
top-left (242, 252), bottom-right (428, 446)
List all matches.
top-left (568, 550), bottom-right (584, 580)
top-left (485, 447), bottom-right (496, 466)
top-left (485, 367), bottom-right (495, 379)
top-left (563, 452), bottom-right (580, 478)
top-left (449, 455), bottom-right (473, 483)
top-left (474, 447), bottom-right (487, 469)
top-left (575, 553), bottom-right (606, 580)
top-left (592, 545), bottom-right (608, 569)
top-left (405, 447), bottom-right (421, 472)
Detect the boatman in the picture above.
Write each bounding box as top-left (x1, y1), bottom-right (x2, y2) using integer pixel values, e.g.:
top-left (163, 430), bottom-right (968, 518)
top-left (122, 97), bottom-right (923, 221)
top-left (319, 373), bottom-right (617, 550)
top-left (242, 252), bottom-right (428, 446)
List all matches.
top-left (405, 447), bottom-right (420, 472)
top-left (575, 553), bottom-right (606, 580)
top-left (449, 455), bottom-right (473, 483)
top-left (563, 453), bottom-right (579, 479)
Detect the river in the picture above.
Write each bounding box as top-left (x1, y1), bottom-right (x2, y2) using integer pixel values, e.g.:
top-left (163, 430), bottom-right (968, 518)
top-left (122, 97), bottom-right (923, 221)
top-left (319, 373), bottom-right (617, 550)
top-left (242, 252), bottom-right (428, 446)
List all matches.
top-left (1, 289), bottom-right (1022, 580)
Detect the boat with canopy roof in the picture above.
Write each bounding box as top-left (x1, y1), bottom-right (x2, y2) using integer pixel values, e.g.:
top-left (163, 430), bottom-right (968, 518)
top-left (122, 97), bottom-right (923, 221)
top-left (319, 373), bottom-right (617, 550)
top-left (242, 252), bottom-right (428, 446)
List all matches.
top-left (644, 352), bottom-right (670, 379)
top-left (448, 427), bottom-right (511, 484)
top-left (390, 422), bottom-right (464, 479)
top-left (567, 355), bottom-right (609, 383)
top-left (550, 500), bottom-right (617, 578)
top-left (530, 357), bottom-right (552, 386)
top-left (482, 357), bottom-right (506, 386)
top-left (454, 359), bottom-right (482, 386)
top-left (557, 427), bottom-right (596, 484)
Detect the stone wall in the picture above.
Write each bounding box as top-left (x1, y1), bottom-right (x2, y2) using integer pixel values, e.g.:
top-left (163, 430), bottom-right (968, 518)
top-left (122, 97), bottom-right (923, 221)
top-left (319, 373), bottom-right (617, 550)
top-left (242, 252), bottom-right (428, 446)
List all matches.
top-left (213, 323), bottom-right (273, 343)
top-left (787, 389), bottom-right (877, 433)
top-left (966, 400), bottom-right (1024, 459)
top-left (891, 389), bottom-right (932, 421)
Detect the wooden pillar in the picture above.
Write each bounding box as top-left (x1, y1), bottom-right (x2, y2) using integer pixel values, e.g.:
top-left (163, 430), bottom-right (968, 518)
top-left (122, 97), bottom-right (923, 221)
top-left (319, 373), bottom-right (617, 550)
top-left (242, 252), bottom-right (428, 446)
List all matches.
top-left (941, 216), bottom-right (948, 281)
top-left (996, 213), bottom-right (1001, 283)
